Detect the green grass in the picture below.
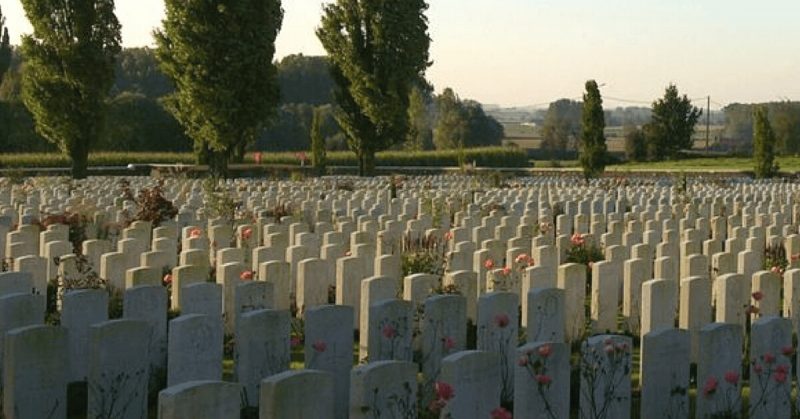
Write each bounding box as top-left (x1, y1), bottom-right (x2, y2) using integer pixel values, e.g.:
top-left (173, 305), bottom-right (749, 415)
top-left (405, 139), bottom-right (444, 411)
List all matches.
top-left (609, 156), bottom-right (800, 173)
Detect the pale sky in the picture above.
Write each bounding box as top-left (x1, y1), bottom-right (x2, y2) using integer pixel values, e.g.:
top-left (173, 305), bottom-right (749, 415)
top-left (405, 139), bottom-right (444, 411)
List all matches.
top-left (3, 0), bottom-right (800, 108)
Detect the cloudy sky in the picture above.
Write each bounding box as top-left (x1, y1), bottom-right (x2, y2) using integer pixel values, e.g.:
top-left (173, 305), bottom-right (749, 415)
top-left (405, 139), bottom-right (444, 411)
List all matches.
top-left (4, 0), bottom-right (799, 108)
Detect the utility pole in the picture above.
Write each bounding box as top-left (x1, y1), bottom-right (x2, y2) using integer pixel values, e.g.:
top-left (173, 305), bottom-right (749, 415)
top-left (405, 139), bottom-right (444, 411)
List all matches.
top-left (705, 96), bottom-right (711, 154)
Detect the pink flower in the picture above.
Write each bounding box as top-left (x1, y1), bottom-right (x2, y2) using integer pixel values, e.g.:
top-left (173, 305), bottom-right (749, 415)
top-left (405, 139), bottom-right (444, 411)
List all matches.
top-left (382, 324), bottom-right (398, 339)
top-left (345, 250), bottom-right (352, 256)
top-left (604, 344), bottom-right (615, 355)
top-left (484, 259), bottom-right (495, 270)
top-left (515, 253), bottom-right (532, 265)
top-left (444, 231), bottom-right (454, 241)
top-left (724, 370), bottom-right (739, 385)
top-left (518, 356), bottom-right (528, 366)
top-left (312, 340), bottom-right (327, 353)
top-left (434, 381), bottom-right (455, 401)
top-left (770, 266), bottom-right (783, 275)
top-left (535, 374), bottom-right (552, 385)
top-left (571, 233), bottom-right (585, 246)
top-left (240, 270), bottom-right (254, 281)
top-left (189, 228), bottom-right (202, 239)
top-left (442, 336), bottom-right (456, 351)
top-left (494, 313), bottom-right (510, 329)
top-left (763, 352), bottom-right (776, 364)
top-left (241, 227), bottom-right (253, 241)
top-left (491, 407), bottom-right (513, 419)
top-left (702, 376), bottom-right (718, 398)
top-left (162, 274), bottom-right (173, 285)
top-left (537, 344), bottom-right (552, 358)
top-left (290, 336), bottom-right (301, 348)
top-left (752, 291), bottom-right (764, 301)
top-left (501, 266), bottom-right (512, 276)
top-left (792, 254), bottom-right (800, 262)
top-left (782, 345), bottom-right (795, 356)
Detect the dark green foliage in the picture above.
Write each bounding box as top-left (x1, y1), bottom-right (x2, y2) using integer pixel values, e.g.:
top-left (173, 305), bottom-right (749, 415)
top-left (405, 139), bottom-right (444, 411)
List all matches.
top-left (111, 47), bottom-right (173, 99)
top-left (541, 99), bottom-right (582, 159)
top-left (20, 0), bottom-right (122, 179)
top-left (623, 124), bottom-right (647, 162)
top-left (277, 54), bottom-right (334, 105)
top-left (725, 102), bottom-right (800, 155)
top-left (580, 80), bottom-right (607, 179)
top-left (433, 88), bottom-right (503, 151)
top-left (311, 107), bottom-right (326, 175)
top-left (101, 92), bottom-right (191, 152)
top-left (753, 106), bottom-right (779, 178)
top-left (647, 84), bottom-right (702, 160)
top-left (155, 0), bottom-right (284, 177)
top-left (317, 0), bottom-right (432, 176)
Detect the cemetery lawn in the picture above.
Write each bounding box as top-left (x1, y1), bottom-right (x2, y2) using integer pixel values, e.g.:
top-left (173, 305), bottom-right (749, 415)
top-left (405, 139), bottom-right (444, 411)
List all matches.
top-left (608, 156), bottom-right (800, 173)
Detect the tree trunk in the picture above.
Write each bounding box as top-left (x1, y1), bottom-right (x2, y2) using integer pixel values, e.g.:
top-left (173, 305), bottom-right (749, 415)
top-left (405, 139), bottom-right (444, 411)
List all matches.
top-left (209, 150), bottom-right (229, 179)
top-left (364, 149), bottom-right (376, 176)
top-left (69, 141), bottom-right (89, 180)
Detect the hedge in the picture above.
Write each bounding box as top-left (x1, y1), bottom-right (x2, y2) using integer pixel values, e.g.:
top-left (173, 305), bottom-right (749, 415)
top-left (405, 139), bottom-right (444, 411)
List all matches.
top-left (0, 147), bottom-right (530, 169)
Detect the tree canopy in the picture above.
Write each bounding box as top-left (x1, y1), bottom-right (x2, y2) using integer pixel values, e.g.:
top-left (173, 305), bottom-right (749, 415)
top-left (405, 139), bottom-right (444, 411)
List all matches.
top-left (647, 84), bottom-right (702, 160)
top-left (155, 0), bottom-right (284, 176)
top-left (317, 0), bottom-right (431, 176)
top-left (541, 99), bottom-right (582, 159)
top-left (20, 0), bottom-right (121, 178)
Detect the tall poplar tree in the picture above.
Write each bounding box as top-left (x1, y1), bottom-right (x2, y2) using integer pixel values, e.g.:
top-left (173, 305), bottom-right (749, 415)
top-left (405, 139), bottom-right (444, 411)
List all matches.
top-left (0, 6), bottom-right (11, 85)
top-left (753, 106), bottom-right (779, 178)
top-left (317, 0), bottom-right (431, 176)
top-left (20, 0), bottom-right (121, 179)
top-left (580, 80), bottom-right (608, 179)
top-left (155, 0), bottom-right (283, 177)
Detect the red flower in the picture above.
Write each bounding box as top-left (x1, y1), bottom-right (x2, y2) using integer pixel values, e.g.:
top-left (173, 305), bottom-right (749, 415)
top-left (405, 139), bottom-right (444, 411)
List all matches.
top-left (491, 407), bottom-right (512, 419)
top-left (312, 340), bottom-right (327, 353)
top-left (382, 324), bottom-right (398, 339)
top-left (444, 231), bottom-right (454, 241)
top-left (570, 233), bottom-right (585, 246)
top-left (501, 266), bottom-right (512, 276)
top-left (537, 344), bottom-right (552, 358)
top-left (754, 363), bottom-right (763, 374)
top-left (775, 364), bottom-right (789, 375)
top-left (189, 228), bottom-right (202, 239)
top-left (494, 313), bottom-right (510, 328)
top-left (241, 227), bottom-right (253, 241)
top-left (240, 270), bottom-right (254, 281)
top-left (290, 336), bottom-right (301, 348)
top-left (724, 370), bottom-right (739, 385)
top-left (782, 346), bottom-right (795, 356)
top-left (774, 370), bottom-right (788, 383)
top-left (534, 374), bottom-right (552, 385)
top-left (435, 381), bottom-right (455, 401)
top-left (752, 291), bottom-right (764, 301)
top-left (442, 336), bottom-right (456, 351)
top-left (792, 253), bottom-right (800, 262)
top-left (162, 274), bottom-right (173, 285)
top-left (518, 356), bottom-right (528, 366)
top-left (484, 259), bottom-right (495, 270)
top-left (702, 376), bottom-right (718, 398)
top-left (763, 352), bottom-right (776, 364)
